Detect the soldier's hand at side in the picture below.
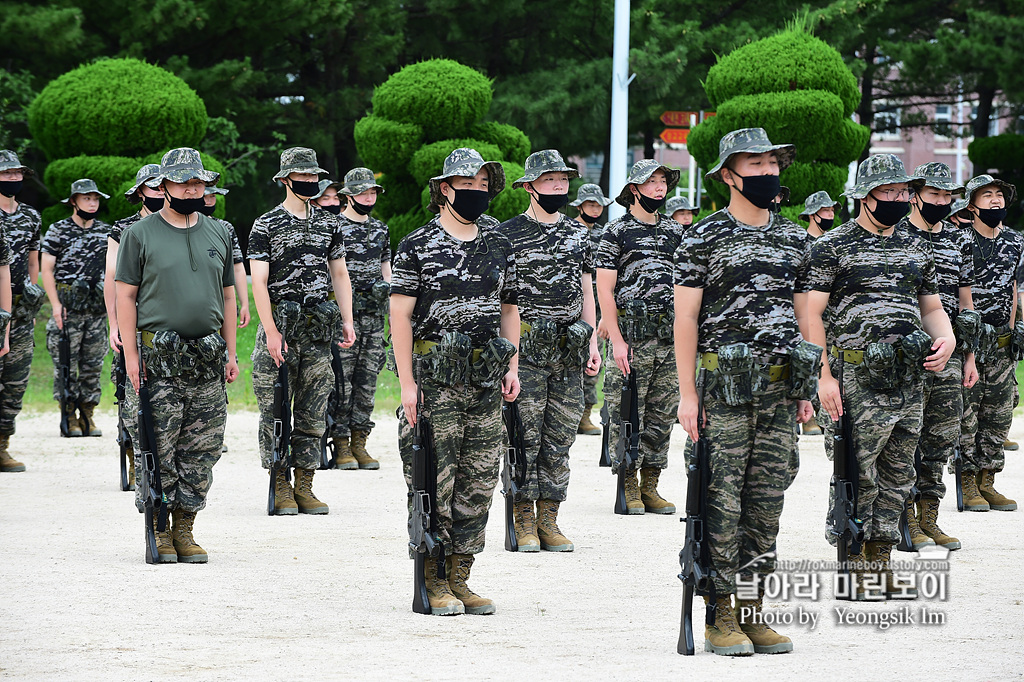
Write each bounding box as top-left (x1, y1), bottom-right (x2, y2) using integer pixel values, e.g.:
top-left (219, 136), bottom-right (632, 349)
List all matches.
top-left (126, 355), bottom-right (141, 393)
top-left (585, 345), bottom-right (601, 376)
top-left (612, 339), bottom-right (630, 375)
top-left (0, 332), bottom-right (8, 358)
top-left (225, 357), bottom-right (239, 384)
top-left (52, 303), bottom-right (63, 330)
top-left (340, 321), bottom-right (356, 348)
top-left (596, 316), bottom-right (613, 340)
top-left (109, 329), bottom-right (122, 352)
top-left (963, 353), bottom-right (979, 388)
top-left (795, 400), bottom-right (814, 424)
top-left (677, 393), bottom-right (704, 443)
top-left (819, 375), bottom-right (842, 421)
top-left (401, 382), bottom-right (418, 425)
top-left (502, 371), bottom-right (520, 401)
top-left (238, 305), bottom-right (251, 328)
top-left (266, 329), bottom-right (286, 366)
top-left (924, 336), bottom-right (953, 372)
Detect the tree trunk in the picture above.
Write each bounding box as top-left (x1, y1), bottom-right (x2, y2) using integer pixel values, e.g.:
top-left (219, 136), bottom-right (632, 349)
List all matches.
top-left (644, 125), bottom-right (655, 160)
top-left (856, 43), bottom-right (877, 163)
top-left (973, 84), bottom-right (996, 139)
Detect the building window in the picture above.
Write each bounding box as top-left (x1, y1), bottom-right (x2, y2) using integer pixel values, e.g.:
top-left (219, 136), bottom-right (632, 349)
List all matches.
top-left (934, 104), bottom-right (953, 142)
top-left (874, 102), bottom-right (902, 141)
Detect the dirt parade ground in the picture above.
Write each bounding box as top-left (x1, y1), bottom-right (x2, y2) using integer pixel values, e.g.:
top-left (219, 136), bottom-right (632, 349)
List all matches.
top-left (2, 407), bottom-right (1023, 681)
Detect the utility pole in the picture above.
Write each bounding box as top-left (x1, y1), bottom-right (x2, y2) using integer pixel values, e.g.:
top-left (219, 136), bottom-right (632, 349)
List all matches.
top-left (609, 0), bottom-right (633, 221)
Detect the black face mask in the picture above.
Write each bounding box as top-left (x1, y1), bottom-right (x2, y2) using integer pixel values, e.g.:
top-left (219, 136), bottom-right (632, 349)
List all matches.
top-left (321, 204), bottom-right (342, 216)
top-left (75, 208), bottom-right (99, 221)
top-left (534, 191), bottom-right (569, 215)
top-left (866, 198), bottom-right (909, 227)
top-left (579, 212), bottom-right (599, 225)
top-left (448, 188), bottom-right (490, 223)
top-left (731, 173), bottom-right (781, 210)
top-left (977, 206), bottom-right (1007, 229)
top-left (143, 196), bottom-right (164, 213)
top-left (918, 199), bottom-right (951, 225)
top-left (167, 195), bottom-right (206, 216)
top-left (815, 217), bottom-right (835, 232)
top-left (350, 200), bottom-right (374, 216)
top-left (634, 192), bottom-right (666, 213)
top-left (287, 180), bottom-right (320, 198)
top-left (198, 203), bottom-right (217, 216)
top-left (0, 180), bottom-right (23, 197)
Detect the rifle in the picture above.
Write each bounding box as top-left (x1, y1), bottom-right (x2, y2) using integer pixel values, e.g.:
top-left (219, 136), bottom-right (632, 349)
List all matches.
top-left (136, 346), bottom-right (168, 565)
top-left (409, 377), bottom-right (442, 615)
top-left (677, 368), bottom-right (716, 656)
top-left (613, 347), bottom-right (641, 515)
top-left (319, 343), bottom-right (345, 470)
top-left (897, 447), bottom-right (923, 552)
top-left (599, 342), bottom-right (612, 467)
top-left (115, 349), bottom-right (133, 491)
top-left (952, 445), bottom-right (964, 512)
top-left (58, 306), bottom-right (78, 437)
top-left (267, 359), bottom-right (293, 515)
top-left (826, 362), bottom-right (864, 598)
top-left (501, 400), bottom-right (528, 552)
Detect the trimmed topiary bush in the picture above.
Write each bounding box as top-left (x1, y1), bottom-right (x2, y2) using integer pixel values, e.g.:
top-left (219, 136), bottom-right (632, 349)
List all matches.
top-left (40, 205), bottom-right (71, 232)
top-left (28, 58), bottom-right (207, 160)
top-left (43, 154), bottom-right (141, 224)
top-left (969, 134), bottom-right (1024, 173)
top-left (375, 173), bottom-right (421, 219)
top-left (469, 122), bottom-right (532, 165)
top-left (409, 139), bottom-right (503, 186)
top-left (353, 115), bottom-right (424, 176)
top-left (388, 207), bottom-right (434, 248)
top-left (488, 161), bottom-right (530, 221)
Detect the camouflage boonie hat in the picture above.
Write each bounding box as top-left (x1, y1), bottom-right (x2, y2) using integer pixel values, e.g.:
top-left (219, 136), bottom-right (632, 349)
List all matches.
top-left (949, 198), bottom-right (971, 220)
top-left (155, 147), bottom-right (220, 185)
top-left (665, 196), bottom-right (698, 215)
top-left (798, 190), bottom-right (841, 219)
top-left (845, 154), bottom-right (916, 199)
top-left (125, 164), bottom-right (162, 204)
top-left (273, 147), bottom-right (328, 181)
top-left (706, 128), bottom-right (795, 183)
top-left (204, 186), bottom-right (229, 196)
top-left (911, 162), bottom-right (964, 194)
top-left (61, 178), bottom-right (110, 204)
top-left (965, 174), bottom-right (1018, 207)
top-left (428, 147), bottom-right (505, 214)
top-left (512, 150), bottom-right (579, 189)
top-left (570, 183), bottom-right (613, 207)
top-left (0, 150), bottom-right (33, 176)
top-left (312, 179), bottom-right (343, 201)
top-left (339, 167), bottom-right (384, 196)
top-left (615, 159), bottom-right (681, 207)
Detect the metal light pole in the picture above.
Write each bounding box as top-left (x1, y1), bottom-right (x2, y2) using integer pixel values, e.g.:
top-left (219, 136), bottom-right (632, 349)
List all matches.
top-left (608, 0), bottom-right (633, 221)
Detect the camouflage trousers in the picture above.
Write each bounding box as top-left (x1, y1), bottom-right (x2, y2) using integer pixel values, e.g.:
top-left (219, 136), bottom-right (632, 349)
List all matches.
top-left (45, 312), bottom-right (107, 405)
top-left (918, 354), bottom-right (963, 499)
top-left (700, 380), bottom-right (798, 595)
top-left (961, 349), bottom-right (1017, 474)
top-left (0, 319), bottom-right (36, 436)
top-left (398, 376), bottom-right (502, 556)
top-left (329, 313), bottom-right (386, 438)
top-left (516, 357), bottom-right (584, 502)
top-left (821, 358), bottom-right (921, 545)
top-left (604, 337), bottom-right (676, 469)
top-left (253, 324), bottom-right (332, 470)
top-left (125, 371), bottom-right (226, 513)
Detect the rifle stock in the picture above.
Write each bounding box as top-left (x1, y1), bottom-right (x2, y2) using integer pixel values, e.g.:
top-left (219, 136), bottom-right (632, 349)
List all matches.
top-left (409, 381), bottom-right (441, 615)
top-left (827, 363), bottom-right (864, 598)
top-left (267, 360), bottom-right (292, 515)
top-left (613, 349), bottom-right (641, 515)
top-left (953, 445), bottom-right (964, 512)
top-left (599, 401), bottom-right (612, 467)
top-left (58, 307), bottom-right (77, 438)
top-left (501, 400), bottom-right (528, 552)
top-left (319, 344), bottom-right (345, 470)
top-left (136, 350), bottom-right (167, 565)
top-left (115, 349), bottom-right (133, 491)
top-left (897, 447), bottom-right (923, 552)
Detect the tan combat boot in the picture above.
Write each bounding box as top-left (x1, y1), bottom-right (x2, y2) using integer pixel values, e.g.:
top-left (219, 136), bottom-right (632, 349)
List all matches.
top-left (171, 509), bottom-right (208, 563)
top-left (865, 540), bottom-right (916, 600)
top-left (425, 556), bottom-right (464, 616)
top-left (640, 467), bottom-right (676, 514)
top-left (962, 470), bottom-right (990, 511)
top-left (350, 430), bottom-right (380, 470)
top-left (623, 467), bottom-right (645, 514)
top-left (79, 402), bottom-right (103, 437)
top-left (904, 499), bottom-right (934, 550)
top-left (65, 409), bottom-right (83, 437)
top-left (151, 515), bottom-right (177, 563)
top-left (800, 415), bottom-right (822, 436)
top-left (513, 500), bottom-right (540, 552)
top-left (271, 469), bottom-right (298, 515)
top-left (293, 468), bottom-right (329, 514)
top-left (704, 595), bottom-right (754, 656)
top-left (844, 552), bottom-right (870, 601)
top-left (736, 593), bottom-right (794, 654)
top-left (332, 436), bottom-right (357, 470)
top-left (918, 497), bottom-right (960, 550)
top-left (1003, 439), bottom-right (1019, 451)
top-left (447, 553), bottom-right (495, 615)
top-left (978, 469), bottom-right (1017, 511)
top-left (577, 404), bottom-right (600, 435)
top-left (0, 435), bottom-right (25, 472)
top-left (536, 499), bottom-right (574, 552)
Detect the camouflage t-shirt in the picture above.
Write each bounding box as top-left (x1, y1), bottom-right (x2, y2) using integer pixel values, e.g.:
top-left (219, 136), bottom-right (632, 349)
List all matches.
top-left (595, 213), bottom-right (686, 315)
top-left (219, 219), bottom-right (244, 265)
top-left (247, 204), bottom-right (346, 307)
top-left (391, 217), bottom-right (517, 347)
top-left (109, 212), bottom-right (142, 244)
top-left (808, 219), bottom-right (938, 348)
top-left (675, 208), bottom-right (810, 356)
top-left (967, 225), bottom-right (1024, 327)
top-left (337, 215), bottom-right (390, 291)
top-left (574, 221), bottom-right (605, 276)
top-left (42, 216), bottom-right (111, 285)
top-left (496, 213), bottom-right (592, 325)
top-left (0, 202), bottom-right (40, 294)
top-left (903, 217), bottom-right (973, 324)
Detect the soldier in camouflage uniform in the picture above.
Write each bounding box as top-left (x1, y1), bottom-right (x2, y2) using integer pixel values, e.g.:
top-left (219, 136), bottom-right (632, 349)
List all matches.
top-left (43, 179), bottom-right (111, 437)
top-left (497, 150), bottom-right (599, 553)
top-left (570, 183), bottom-right (612, 436)
top-left (596, 159), bottom-right (682, 516)
top-left (250, 147), bottom-right (356, 516)
top-left (201, 186), bottom-right (250, 329)
top-left (312, 179), bottom-right (343, 215)
top-left (665, 195), bottom-right (699, 229)
top-left (392, 147), bottom-right (520, 616)
top-left (901, 163), bottom-right (976, 549)
top-left (116, 148), bottom-right (240, 563)
top-left (959, 174), bottom-right (1022, 512)
top-left (324, 168), bottom-right (390, 471)
top-left (948, 198), bottom-right (973, 229)
top-left (0, 151), bottom-right (33, 472)
top-left (675, 128), bottom-right (812, 655)
top-left (808, 154), bottom-right (955, 600)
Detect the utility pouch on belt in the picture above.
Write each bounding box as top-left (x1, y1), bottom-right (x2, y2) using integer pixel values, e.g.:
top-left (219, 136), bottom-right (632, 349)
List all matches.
top-left (1012, 321), bottom-right (1024, 362)
top-left (307, 301), bottom-right (340, 342)
top-left (193, 332), bottom-right (228, 364)
top-left (14, 283), bottom-right (45, 321)
top-left (621, 299), bottom-right (648, 343)
top-left (788, 340), bottom-right (824, 401)
top-left (899, 329), bottom-right (933, 379)
top-left (520, 318), bottom-right (560, 367)
top-left (60, 280), bottom-right (92, 312)
top-left (272, 301), bottom-right (302, 341)
top-left (977, 323), bottom-right (998, 364)
top-left (370, 280), bottom-right (391, 306)
top-left (89, 281), bottom-right (105, 314)
top-left (954, 309), bottom-right (982, 355)
top-left (562, 320), bottom-right (594, 370)
top-left (858, 342), bottom-right (898, 391)
top-left (144, 331), bottom-right (183, 378)
top-left (656, 313), bottom-right (674, 341)
top-left (427, 331), bottom-right (472, 387)
top-left (715, 343), bottom-right (762, 406)
top-left (469, 337), bottom-right (517, 389)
